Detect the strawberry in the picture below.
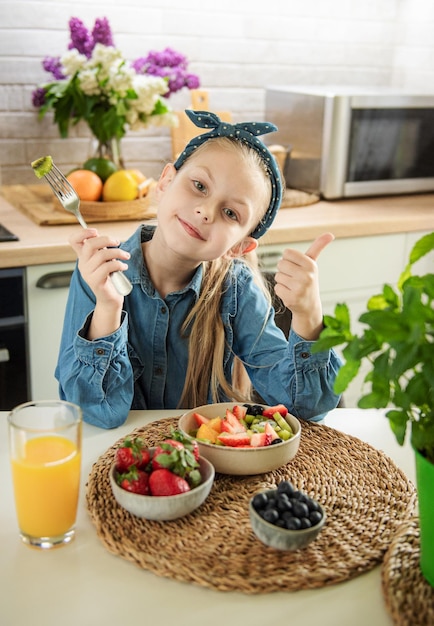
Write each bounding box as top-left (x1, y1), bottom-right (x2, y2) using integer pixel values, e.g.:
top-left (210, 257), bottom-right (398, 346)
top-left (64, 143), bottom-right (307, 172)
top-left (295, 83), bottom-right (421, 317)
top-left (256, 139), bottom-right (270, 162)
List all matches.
top-left (117, 466), bottom-right (150, 495)
top-left (166, 430), bottom-right (200, 461)
top-left (262, 404), bottom-right (288, 418)
top-left (264, 421), bottom-right (280, 441)
top-left (193, 412), bottom-right (209, 426)
top-left (149, 469), bottom-right (191, 496)
top-left (151, 432), bottom-right (202, 488)
top-left (217, 432), bottom-right (251, 447)
top-left (224, 409), bottom-right (246, 432)
top-left (232, 404), bottom-right (247, 420)
top-left (115, 437), bottom-right (151, 472)
top-left (152, 437), bottom-right (185, 469)
top-left (250, 432), bottom-right (273, 447)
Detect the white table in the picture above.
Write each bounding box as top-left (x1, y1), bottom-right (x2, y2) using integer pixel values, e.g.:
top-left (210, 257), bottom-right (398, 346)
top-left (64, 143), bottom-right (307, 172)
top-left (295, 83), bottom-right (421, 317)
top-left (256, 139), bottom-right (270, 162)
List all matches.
top-left (0, 408), bottom-right (415, 626)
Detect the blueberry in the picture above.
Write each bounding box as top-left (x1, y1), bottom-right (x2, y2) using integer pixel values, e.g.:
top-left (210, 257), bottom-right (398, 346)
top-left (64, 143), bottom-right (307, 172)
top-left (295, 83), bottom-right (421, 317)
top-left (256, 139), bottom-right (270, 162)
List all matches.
top-left (300, 517), bottom-right (312, 529)
top-left (276, 494), bottom-right (293, 512)
top-left (281, 511), bottom-right (295, 523)
top-left (291, 489), bottom-right (304, 500)
top-left (252, 492), bottom-right (268, 510)
top-left (263, 508), bottom-right (279, 524)
top-left (307, 498), bottom-right (321, 512)
top-left (270, 438), bottom-right (283, 445)
top-left (277, 481), bottom-right (296, 496)
top-left (243, 404), bottom-right (265, 416)
top-left (309, 510), bottom-right (323, 526)
top-left (284, 516), bottom-right (302, 530)
top-left (265, 494), bottom-right (277, 509)
top-left (291, 501), bottom-right (309, 519)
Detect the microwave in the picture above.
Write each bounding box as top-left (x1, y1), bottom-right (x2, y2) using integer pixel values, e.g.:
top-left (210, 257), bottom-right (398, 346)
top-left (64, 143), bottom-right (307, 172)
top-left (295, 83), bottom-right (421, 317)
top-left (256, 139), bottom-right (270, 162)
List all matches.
top-left (265, 86), bottom-right (434, 199)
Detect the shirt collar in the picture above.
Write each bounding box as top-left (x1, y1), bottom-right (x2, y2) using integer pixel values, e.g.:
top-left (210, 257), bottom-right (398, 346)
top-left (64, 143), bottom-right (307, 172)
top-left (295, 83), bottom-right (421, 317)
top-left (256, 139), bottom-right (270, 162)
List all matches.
top-left (123, 225), bottom-right (203, 299)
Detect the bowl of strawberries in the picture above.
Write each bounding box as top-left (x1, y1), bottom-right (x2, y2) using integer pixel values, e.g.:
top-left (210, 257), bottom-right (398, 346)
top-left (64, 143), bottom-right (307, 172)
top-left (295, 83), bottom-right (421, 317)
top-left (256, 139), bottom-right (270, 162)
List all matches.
top-left (109, 431), bottom-right (215, 520)
top-left (178, 402), bottom-right (301, 475)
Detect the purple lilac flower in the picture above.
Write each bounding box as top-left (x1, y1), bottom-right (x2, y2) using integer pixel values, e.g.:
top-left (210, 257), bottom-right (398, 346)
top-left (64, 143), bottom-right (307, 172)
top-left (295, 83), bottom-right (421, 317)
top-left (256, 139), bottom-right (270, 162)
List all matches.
top-left (92, 17), bottom-right (114, 47)
top-left (184, 73), bottom-right (200, 90)
top-left (42, 56), bottom-right (66, 80)
top-left (131, 57), bottom-right (148, 74)
top-left (32, 87), bottom-right (46, 108)
top-left (132, 47), bottom-right (200, 96)
top-left (68, 17), bottom-right (93, 58)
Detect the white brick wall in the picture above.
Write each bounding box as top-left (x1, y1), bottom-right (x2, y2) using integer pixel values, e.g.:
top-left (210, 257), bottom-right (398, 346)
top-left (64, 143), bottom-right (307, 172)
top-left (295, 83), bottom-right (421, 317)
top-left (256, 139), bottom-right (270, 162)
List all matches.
top-left (0, 0), bottom-right (433, 184)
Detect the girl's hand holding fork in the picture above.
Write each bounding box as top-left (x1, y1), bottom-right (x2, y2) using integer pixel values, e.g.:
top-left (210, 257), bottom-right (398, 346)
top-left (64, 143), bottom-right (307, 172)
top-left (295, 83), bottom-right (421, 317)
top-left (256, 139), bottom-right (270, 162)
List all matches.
top-left (69, 228), bottom-right (131, 339)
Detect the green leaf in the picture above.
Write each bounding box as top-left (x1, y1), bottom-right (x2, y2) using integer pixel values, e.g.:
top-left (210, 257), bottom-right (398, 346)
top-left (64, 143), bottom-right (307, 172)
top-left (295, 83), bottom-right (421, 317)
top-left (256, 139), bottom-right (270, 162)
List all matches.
top-left (408, 232), bottom-right (434, 265)
top-left (359, 310), bottom-right (409, 342)
top-left (358, 386), bottom-right (390, 409)
top-left (312, 332), bottom-right (348, 353)
top-left (333, 359), bottom-right (360, 394)
top-left (386, 409), bottom-right (409, 446)
top-left (367, 284), bottom-right (399, 311)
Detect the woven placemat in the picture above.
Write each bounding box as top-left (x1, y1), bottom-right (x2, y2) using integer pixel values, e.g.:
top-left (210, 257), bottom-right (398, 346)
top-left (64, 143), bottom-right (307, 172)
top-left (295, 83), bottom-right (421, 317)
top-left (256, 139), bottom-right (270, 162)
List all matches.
top-left (381, 517), bottom-right (434, 626)
top-left (86, 418), bottom-right (416, 594)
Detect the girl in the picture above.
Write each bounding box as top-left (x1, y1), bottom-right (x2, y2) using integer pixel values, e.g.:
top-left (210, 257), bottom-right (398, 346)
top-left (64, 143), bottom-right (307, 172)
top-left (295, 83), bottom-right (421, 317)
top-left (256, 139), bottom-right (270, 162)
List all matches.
top-left (56, 110), bottom-right (341, 428)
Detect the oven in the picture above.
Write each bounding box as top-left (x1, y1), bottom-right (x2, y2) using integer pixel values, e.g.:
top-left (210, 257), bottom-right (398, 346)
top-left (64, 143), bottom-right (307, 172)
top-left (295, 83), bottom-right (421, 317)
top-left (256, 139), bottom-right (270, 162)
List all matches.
top-left (0, 267), bottom-right (30, 410)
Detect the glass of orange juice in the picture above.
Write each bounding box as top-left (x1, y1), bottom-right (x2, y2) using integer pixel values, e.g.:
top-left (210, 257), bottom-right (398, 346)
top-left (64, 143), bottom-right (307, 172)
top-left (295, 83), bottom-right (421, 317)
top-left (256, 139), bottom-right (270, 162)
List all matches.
top-left (8, 400), bottom-right (82, 549)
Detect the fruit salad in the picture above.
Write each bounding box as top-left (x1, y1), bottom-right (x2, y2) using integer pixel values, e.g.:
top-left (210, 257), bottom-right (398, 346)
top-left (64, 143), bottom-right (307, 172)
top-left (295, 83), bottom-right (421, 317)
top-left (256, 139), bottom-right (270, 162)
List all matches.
top-left (190, 403), bottom-right (294, 448)
top-left (114, 430), bottom-right (202, 496)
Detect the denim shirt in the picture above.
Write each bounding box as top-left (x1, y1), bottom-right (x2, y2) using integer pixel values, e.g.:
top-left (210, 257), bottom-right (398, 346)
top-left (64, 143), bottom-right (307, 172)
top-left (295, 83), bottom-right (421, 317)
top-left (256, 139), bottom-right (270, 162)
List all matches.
top-left (56, 225), bottom-right (342, 428)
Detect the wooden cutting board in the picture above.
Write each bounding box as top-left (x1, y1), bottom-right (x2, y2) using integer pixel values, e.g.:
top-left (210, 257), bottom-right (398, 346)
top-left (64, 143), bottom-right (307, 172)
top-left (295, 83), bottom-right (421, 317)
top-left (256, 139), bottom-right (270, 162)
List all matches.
top-left (171, 90), bottom-right (232, 160)
top-left (0, 184), bottom-right (158, 226)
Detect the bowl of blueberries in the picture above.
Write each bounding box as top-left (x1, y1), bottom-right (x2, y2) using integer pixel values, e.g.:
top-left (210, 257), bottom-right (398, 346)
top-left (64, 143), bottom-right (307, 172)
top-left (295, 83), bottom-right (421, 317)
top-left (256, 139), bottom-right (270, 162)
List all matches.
top-left (249, 480), bottom-right (326, 550)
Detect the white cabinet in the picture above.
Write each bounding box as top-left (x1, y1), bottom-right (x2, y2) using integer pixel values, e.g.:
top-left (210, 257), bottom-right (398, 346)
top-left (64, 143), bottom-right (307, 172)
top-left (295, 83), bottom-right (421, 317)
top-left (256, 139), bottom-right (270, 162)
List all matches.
top-left (26, 262), bottom-right (75, 400)
top-left (258, 230), bottom-right (433, 407)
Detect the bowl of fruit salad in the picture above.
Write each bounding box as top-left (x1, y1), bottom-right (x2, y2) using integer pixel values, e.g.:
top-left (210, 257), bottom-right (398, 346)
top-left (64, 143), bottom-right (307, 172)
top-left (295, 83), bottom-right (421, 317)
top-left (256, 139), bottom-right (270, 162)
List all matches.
top-left (109, 432), bottom-right (215, 520)
top-left (178, 402), bottom-right (301, 475)
top-left (249, 480), bottom-right (326, 550)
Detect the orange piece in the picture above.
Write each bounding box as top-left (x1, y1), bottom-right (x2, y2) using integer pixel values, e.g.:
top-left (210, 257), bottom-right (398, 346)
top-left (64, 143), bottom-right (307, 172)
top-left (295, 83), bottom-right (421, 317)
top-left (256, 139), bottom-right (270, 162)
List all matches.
top-left (66, 169), bottom-right (103, 201)
top-left (208, 417), bottom-right (223, 433)
top-left (196, 423), bottom-right (219, 443)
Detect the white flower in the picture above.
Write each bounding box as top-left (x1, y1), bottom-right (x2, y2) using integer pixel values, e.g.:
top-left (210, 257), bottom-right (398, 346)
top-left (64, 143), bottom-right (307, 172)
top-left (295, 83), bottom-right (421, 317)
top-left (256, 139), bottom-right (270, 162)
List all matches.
top-left (132, 75), bottom-right (168, 114)
top-left (61, 49), bottom-right (87, 77)
top-left (78, 69), bottom-right (100, 96)
top-left (107, 66), bottom-right (135, 98)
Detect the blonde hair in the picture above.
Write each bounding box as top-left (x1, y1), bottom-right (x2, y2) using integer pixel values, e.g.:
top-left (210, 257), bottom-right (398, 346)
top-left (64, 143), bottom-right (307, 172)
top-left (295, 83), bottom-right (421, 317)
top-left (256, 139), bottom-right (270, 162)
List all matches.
top-left (177, 136), bottom-right (273, 408)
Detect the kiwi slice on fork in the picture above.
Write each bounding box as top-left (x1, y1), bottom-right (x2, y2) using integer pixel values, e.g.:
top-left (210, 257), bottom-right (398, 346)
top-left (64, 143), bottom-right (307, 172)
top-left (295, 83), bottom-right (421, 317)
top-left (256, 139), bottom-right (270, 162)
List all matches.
top-left (31, 155), bottom-right (53, 179)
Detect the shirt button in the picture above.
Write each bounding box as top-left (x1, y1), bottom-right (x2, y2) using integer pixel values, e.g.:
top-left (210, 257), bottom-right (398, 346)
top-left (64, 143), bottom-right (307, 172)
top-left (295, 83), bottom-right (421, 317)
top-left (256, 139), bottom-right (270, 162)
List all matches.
top-left (96, 348), bottom-right (105, 355)
top-left (155, 367), bottom-right (163, 375)
top-left (300, 351), bottom-right (310, 359)
top-left (160, 306), bottom-right (167, 314)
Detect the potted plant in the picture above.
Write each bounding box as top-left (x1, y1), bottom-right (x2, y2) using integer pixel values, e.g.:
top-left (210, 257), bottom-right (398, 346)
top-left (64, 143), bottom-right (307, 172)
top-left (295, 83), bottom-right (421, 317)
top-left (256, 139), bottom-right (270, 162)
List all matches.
top-left (313, 231), bottom-right (434, 586)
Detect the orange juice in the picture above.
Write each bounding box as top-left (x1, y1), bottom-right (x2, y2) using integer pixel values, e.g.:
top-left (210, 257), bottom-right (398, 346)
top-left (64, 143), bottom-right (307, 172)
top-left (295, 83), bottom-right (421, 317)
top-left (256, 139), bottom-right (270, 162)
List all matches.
top-left (11, 435), bottom-right (81, 538)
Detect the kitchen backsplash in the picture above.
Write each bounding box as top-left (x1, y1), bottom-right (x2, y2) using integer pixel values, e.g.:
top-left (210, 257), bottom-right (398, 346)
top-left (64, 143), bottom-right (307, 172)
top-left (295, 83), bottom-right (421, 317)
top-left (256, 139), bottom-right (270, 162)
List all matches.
top-left (0, 0), bottom-right (433, 184)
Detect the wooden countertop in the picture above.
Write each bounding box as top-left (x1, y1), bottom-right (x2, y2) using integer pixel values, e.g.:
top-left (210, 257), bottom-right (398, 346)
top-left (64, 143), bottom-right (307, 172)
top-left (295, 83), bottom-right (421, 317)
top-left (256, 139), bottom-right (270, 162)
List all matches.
top-left (0, 184), bottom-right (433, 269)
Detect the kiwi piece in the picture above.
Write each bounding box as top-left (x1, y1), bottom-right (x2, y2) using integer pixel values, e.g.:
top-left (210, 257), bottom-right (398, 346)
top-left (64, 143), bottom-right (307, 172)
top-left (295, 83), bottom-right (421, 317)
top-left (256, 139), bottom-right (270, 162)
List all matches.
top-left (31, 155), bottom-right (53, 179)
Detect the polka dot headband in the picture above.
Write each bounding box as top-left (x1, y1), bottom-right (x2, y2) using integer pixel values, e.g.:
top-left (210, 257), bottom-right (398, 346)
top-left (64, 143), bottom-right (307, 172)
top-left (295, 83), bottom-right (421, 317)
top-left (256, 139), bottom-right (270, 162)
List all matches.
top-left (173, 110), bottom-right (283, 239)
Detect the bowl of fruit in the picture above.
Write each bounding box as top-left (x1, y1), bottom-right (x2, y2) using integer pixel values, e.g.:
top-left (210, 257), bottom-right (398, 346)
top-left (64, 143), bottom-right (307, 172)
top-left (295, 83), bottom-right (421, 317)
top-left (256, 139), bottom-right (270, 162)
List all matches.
top-left (249, 480), bottom-right (326, 550)
top-left (178, 402), bottom-right (301, 475)
top-left (109, 431), bottom-right (215, 520)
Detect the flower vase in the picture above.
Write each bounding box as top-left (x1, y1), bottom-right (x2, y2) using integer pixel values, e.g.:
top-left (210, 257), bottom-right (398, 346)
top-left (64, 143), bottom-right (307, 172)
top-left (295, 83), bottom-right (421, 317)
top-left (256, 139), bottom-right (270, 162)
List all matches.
top-left (89, 137), bottom-right (125, 170)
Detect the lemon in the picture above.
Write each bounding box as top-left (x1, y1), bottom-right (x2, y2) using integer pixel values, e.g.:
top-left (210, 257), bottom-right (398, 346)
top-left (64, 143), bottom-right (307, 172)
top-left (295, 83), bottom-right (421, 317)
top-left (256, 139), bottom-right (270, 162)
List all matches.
top-left (125, 168), bottom-right (147, 184)
top-left (103, 170), bottom-right (138, 202)
top-left (83, 157), bottom-right (118, 182)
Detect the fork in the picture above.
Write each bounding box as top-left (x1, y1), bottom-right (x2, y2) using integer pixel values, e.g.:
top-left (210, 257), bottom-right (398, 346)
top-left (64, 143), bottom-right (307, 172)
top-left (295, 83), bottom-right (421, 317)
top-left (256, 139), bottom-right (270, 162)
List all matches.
top-left (45, 163), bottom-right (133, 296)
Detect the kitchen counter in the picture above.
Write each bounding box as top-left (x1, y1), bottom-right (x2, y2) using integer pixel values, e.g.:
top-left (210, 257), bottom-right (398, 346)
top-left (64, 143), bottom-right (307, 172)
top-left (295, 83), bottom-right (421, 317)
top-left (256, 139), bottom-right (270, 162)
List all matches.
top-left (0, 184), bottom-right (433, 269)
